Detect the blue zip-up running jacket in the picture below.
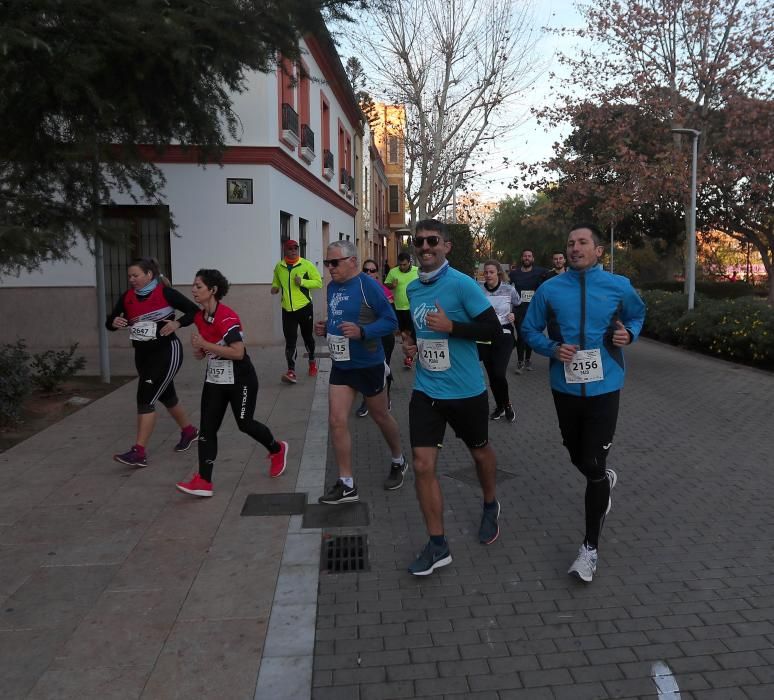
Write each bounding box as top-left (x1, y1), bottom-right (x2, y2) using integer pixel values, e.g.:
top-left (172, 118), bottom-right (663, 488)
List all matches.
top-left (521, 264), bottom-right (646, 397)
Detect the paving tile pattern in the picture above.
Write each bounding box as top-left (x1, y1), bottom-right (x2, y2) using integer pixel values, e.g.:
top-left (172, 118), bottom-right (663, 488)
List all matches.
top-left (0, 350), bottom-right (314, 700)
top-left (313, 340), bottom-right (774, 700)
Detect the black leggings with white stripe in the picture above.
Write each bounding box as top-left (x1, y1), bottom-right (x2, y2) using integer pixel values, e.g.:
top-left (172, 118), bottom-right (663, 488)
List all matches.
top-left (134, 336), bottom-right (183, 414)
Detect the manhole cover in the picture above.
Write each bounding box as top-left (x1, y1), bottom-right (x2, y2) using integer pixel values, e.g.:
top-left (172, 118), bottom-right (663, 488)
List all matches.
top-left (303, 502), bottom-right (369, 529)
top-left (444, 468), bottom-right (517, 486)
top-left (240, 493), bottom-right (306, 516)
top-left (322, 534), bottom-right (369, 573)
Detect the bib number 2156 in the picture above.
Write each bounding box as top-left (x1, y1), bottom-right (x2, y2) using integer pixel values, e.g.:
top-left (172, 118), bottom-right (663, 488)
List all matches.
top-left (564, 348), bottom-right (604, 384)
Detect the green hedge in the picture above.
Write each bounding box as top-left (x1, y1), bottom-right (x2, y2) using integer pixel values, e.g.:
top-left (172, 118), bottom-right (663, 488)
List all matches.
top-left (638, 280), bottom-right (759, 299)
top-left (639, 290), bottom-right (774, 369)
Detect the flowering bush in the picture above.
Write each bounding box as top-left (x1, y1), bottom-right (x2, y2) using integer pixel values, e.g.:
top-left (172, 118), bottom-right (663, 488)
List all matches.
top-left (639, 290), bottom-right (774, 369)
top-left (639, 290), bottom-right (689, 344)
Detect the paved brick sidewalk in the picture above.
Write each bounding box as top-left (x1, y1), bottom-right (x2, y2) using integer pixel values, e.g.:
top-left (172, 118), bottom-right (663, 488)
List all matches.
top-left (0, 348), bottom-right (319, 699)
top-left (313, 340), bottom-right (774, 700)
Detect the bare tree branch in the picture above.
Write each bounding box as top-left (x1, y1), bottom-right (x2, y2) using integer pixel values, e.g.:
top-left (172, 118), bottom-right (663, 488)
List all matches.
top-left (350, 0), bottom-right (543, 223)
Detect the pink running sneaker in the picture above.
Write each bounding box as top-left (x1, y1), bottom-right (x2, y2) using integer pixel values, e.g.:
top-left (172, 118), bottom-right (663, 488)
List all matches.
top-left (113, 445), bottom-right (147, 467)
top-left (174, 426), bottom-right (199, 452)
top-left (176, 473), bottom-right (213, 497)
top-left (281, 370), bottom-right (297, 384)
top-left (269, 441), bottom-right (289, 478)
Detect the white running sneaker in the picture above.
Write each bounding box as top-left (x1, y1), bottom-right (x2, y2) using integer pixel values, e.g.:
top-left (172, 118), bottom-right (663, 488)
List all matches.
top-left (605, 468), bottom-right (617, 515)
top-left (568, 543), bottom-right (598, 583)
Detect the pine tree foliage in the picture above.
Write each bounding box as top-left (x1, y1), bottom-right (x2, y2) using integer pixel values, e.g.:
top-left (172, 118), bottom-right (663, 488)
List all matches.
top-left (0, 0), bottom-right (362, 273)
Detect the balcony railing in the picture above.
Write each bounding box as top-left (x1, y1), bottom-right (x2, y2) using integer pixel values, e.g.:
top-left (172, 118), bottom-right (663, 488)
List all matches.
top-left (281, 103), bottom-right (300, 146)
top-left (322, 150), bottom-right (334, 180)
top-left (300, 124), bottom-right (315, 163)
top-left (339, 168), bottom-right (351, 194)
top-left (301, 124), bottom-right (314, 151)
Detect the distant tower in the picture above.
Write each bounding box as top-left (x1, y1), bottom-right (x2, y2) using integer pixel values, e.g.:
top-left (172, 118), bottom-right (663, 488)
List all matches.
top-left (371, 103), bottom-right (409, 265)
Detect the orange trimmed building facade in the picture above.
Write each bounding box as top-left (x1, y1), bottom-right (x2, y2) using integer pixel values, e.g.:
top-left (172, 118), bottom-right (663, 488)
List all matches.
top-left (0, 31), bottom-right (372, 365)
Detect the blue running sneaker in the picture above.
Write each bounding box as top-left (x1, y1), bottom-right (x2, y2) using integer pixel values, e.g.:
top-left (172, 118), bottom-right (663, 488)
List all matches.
top-left (408, 540), bottom-right (452, 576)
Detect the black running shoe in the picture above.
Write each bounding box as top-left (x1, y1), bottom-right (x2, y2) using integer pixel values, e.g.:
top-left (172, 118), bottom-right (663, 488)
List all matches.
top-left (384, 458), bottom-right (408, 490)
top-left (479, 500), bottom-right (501, 544)
top-left (408, 540), bottom-right (452, 576)
top-left (318, 480), bottom-right (359, 504)
top-left (489, 407), bottom-right (505, 421)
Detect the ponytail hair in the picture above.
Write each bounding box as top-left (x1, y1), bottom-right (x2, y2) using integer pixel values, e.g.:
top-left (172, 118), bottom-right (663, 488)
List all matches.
top-left (130, 257), bottom-right (171, 287)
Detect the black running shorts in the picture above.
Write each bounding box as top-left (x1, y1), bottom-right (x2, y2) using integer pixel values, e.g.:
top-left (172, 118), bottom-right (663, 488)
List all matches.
top-left (409, 390), bottom-right (489, 450)
top-left (329, 362), bottom-right (389, 397)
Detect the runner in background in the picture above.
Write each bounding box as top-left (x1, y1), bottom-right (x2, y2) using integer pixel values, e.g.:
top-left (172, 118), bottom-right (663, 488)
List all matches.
top-left (508, 249), bottom-right (547, 373)
top-left (356, 258), bottom-right (395, 418)
top-left (479, 261), bottom-right (520, 423)
top-left (384, 252), bottom-right (418, 370)
top-left (271, 239), bottom-right (322, 384)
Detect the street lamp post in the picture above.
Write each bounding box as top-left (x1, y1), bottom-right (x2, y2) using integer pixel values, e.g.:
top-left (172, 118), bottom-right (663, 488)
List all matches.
top-left (671, 127), bottom-right (701, 310)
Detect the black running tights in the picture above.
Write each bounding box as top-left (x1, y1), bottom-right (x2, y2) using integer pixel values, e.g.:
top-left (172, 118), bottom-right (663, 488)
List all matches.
top-left (198, 370), bottom-right (275, 481)
top-left (553, 390), bottom-right (620, 549)
top-left (478, 328), bottom-right (514, 409)
top-left (282, 305), bottom-right (315, 371)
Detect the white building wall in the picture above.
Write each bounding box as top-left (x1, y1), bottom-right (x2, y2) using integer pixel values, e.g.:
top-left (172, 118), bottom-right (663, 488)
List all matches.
top-left (0, 36), bottom-right (359, 362)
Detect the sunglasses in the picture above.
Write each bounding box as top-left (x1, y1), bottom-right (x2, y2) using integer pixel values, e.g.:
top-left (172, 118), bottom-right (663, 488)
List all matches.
top-left (363, 267), bottom-right (378, 273)
top-left (323, 256), bottom-right (352, 268)
top-left (413, 235), bottom-right (443, 248)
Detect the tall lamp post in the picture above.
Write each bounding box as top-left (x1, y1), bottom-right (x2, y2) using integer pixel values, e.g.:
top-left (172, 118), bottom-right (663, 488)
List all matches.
top-left (671, 127), bottom-right (701, 310)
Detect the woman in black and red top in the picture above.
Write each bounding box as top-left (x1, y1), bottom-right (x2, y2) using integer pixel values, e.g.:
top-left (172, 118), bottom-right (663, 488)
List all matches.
top-left (106, 257), bottom-right (200, 467)
top-left (176, 269), bottom-right (288, 497)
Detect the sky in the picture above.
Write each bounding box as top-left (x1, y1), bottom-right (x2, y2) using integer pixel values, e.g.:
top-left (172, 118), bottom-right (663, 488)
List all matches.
top-left (332, 0), bottom-right (587, 204)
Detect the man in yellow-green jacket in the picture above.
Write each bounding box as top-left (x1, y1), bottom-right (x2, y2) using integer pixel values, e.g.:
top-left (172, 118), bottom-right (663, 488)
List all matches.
top-left (271, 239), bottom-right (323, 384)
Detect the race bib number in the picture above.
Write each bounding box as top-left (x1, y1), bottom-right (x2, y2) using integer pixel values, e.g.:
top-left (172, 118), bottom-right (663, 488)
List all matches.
top-left (520, 290), bottom-right (534, 303)
top-left (130, 321), bottom-right (157, 342)
top-left (206, 358), bottom-right (235, 384)
top-left (417, 339), bottom-right (451, 372)
top-left (564, 348), bottom-right (604, 384)
top-left (327, 334), bottom-right (350, 362)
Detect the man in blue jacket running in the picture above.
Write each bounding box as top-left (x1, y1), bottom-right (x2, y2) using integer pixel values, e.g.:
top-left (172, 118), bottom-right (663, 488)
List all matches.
top-left (522, 223), bottom-right (646, 583)
top-left (314, 240), bottom-right (408, 503)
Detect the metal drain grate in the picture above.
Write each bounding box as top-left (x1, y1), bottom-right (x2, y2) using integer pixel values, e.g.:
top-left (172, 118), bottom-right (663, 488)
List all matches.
top-left (322, 534), bottom-right (369, 573)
